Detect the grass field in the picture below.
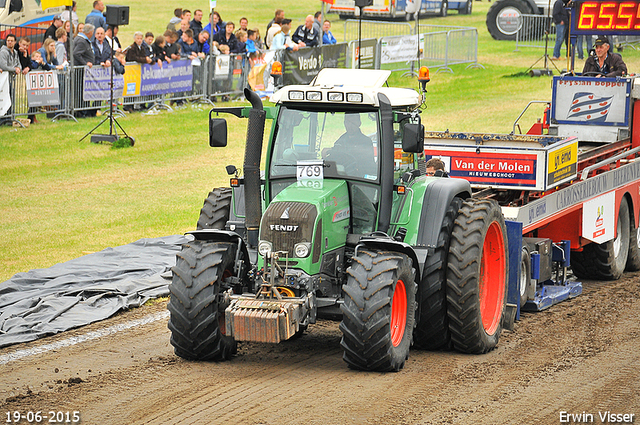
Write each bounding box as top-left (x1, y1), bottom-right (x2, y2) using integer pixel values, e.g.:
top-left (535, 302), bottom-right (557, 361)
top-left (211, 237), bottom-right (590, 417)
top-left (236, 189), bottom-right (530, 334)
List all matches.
top-left (2, 1), bottom-right (640, 281)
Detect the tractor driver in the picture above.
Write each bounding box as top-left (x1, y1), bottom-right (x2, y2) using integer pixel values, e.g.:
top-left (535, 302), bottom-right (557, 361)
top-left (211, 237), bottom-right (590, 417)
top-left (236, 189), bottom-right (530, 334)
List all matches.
top-left (323, 113), bottom-right (377, 178)
top-left (426, 157), bottom-right (448, 177)
top-left (582, 36), bottom-right (627, 78)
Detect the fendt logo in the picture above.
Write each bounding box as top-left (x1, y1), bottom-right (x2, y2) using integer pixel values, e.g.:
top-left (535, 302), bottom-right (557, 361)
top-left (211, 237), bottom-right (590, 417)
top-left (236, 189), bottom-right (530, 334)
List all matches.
top-left (270, 224), bottom-right (299, 232)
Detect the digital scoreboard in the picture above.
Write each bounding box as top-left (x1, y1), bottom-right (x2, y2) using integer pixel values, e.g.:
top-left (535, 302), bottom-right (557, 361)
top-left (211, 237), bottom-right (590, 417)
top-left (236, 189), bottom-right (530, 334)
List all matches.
top-left (572, 0), bottom-right (640, 35)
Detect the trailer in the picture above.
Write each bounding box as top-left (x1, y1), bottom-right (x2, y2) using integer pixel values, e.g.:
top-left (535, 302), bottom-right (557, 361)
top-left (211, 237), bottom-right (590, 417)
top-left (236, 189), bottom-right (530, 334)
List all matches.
top-left (424, 74), bottom-right (640, 314)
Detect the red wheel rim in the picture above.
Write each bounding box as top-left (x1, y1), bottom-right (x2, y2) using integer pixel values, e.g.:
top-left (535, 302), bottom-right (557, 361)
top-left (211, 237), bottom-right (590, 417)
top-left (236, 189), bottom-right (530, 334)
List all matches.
top-left (479, 221), bottom-right (506, 335)
top-left (390, 279), bottom-right (408, 347)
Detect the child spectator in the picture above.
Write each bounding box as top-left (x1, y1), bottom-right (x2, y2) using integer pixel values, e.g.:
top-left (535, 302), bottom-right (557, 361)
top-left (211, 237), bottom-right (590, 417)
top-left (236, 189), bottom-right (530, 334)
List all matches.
top-left (163, 30), bottom-right (182, 61)
top-left (235, 29), bottom-right (248, 55)
top-left (168, 8), bottom-right (182, 31)
top-left (17, 37), bottom-right (31, 73)
top-left (252, 28), bottom-right (265, 51)
top-left (246, 29), bottom-right (258, 54)
top-left (152, 35), bottom-right (169, 65)
top-left (30, 50), bottom-right (51, 70)
top-left (55, 28), bottom-right (68, 65)
top-left (322, 20), bottom-right (337, 45)
top-left (113, 50), bottom-right (126, 74)
top-left (143, 31), bottom-right (154, 60)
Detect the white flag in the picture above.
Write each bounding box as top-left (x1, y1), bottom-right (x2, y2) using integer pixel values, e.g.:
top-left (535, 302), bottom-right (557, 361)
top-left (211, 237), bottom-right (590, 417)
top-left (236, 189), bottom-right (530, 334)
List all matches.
top-left (0, 73), bottom-right (12, 117)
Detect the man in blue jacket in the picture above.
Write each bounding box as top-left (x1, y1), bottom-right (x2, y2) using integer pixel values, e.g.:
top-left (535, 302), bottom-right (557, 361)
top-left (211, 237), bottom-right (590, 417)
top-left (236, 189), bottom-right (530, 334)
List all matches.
top-left (85, 0), bottom-right (107, 32)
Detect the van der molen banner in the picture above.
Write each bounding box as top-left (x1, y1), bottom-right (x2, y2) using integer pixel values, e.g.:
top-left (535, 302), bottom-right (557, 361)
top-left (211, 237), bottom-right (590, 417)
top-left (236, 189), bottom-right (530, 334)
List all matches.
top-left (283, 44), bottom-right (347, 85)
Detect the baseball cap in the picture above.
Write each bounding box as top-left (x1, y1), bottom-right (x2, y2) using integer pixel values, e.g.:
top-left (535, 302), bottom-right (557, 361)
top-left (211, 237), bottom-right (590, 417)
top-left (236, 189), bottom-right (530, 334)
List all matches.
top-left (594, 36), bottom-right (610, 46)
top-left (53, 14), bottom-right (62, 20)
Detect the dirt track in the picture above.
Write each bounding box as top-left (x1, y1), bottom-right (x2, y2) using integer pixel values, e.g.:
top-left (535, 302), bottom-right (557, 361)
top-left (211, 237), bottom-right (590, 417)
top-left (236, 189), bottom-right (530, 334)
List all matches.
top-left (1, 272), bottom-right (639, 425)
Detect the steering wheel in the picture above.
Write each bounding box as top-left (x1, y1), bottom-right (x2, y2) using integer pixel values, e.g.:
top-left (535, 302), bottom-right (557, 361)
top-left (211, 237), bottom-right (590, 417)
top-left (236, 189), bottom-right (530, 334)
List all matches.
top-left (582, 71), bottom-right (606, 77)
top-left (325, 149), bottom-right (360, 175)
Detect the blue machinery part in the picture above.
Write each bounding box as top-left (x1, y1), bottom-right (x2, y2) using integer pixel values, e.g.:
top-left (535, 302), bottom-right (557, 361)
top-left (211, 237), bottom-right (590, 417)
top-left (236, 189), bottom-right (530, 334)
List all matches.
top-left (523, 239), bottom-right (582, 312)
top-left (504, 223), bottom-right (582, 315)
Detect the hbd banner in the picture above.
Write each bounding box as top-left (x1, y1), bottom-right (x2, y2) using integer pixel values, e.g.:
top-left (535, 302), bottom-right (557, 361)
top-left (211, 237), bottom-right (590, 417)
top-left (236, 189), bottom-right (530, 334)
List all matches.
top-left (26, 71), bottom-right (60, 107)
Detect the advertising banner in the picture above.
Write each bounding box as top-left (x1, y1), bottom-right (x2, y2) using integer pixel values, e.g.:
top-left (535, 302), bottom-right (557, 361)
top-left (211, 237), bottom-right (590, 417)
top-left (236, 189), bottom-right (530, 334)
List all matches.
top-left (83, 67), bottom-right (123, 101)
top-left (0, 73), bottom-right (10, 117)
top-left (426, 148), bottom-right (541, 190)
top-left (283, 43), bottom-right (347, 85)
top-left (380, 34), bottom-right (424, 64)
top-left (139, 60), bottom-right (193, 96)
top-left (120, 60), bottom-right (193, 97)
top-left (351, 38), bottom-right (377, 69)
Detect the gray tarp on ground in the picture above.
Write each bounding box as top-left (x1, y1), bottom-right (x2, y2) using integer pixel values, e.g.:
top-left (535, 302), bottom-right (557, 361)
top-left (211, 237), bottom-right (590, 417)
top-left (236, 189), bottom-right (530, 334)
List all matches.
top-left (0, 235), bottom-right (190, 348)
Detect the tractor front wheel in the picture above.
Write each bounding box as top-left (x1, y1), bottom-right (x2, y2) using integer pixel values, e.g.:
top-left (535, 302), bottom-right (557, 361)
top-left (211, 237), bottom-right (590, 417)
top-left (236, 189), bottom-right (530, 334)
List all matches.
top-left (168, 241), bottom-right (238, 361)
top-left (340, 249), bottom-right (416, 372)
top-left (447, 199), bottom-right (508, 354)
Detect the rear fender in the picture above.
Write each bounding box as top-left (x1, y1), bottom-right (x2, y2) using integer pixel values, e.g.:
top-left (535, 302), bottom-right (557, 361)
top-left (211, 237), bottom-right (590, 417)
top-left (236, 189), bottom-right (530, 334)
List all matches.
top-left (416, 179), bottom-right (472, 249)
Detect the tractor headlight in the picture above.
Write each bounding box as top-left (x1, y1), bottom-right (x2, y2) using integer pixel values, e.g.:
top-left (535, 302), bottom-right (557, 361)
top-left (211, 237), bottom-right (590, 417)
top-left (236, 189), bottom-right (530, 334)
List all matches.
top-left (258, 240), bottom-right (273, 257)
top-left (294, 242), bottom-right (311, 258)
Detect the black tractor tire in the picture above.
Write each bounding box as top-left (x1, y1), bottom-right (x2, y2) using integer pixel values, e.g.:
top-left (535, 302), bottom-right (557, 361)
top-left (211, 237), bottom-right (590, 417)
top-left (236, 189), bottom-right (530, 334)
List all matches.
top-left (459, 0), bottom-right (472, 15)
top-left (486, 0), bottom-right (533, 40)
top-left (626, 204), bottom-right (640, 271)
top-left (519, 246), bottom-right (533, 308)
top-left (196, 187), bottom-right (232, 230)
top-left (168, 241), bottom-right (238, 361)
top-left (440, 0), bottom-right (449, 17)
top-left (447, 199), bottom-right (509, 354)
top-left (413, 197), bottom-right (463, 350)
top-left (571, 197), bottom-right (630, 280)
top-left (340, 249), bottom-right (416, 372)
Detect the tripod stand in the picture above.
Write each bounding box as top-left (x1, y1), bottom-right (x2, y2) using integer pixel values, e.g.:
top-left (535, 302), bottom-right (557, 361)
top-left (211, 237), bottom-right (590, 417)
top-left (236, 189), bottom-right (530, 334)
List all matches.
top-left (527, 0), bottom-right (560, 76)
top-left (79, 45), bottom-right (133, 145)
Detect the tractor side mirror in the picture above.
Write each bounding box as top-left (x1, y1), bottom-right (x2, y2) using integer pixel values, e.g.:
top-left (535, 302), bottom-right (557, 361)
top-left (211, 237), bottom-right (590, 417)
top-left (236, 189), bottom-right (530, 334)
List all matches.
top-left (402, 123), bottom-right (424, 153)
top-left (209, 118), bottom-right (228, 147)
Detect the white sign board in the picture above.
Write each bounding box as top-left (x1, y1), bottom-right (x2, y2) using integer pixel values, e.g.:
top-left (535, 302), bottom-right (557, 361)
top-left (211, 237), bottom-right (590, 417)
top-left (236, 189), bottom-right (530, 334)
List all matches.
top-left (380, 34), bottom-right (424, 64)
top-left (552, 77), bottom-right (630, 126)
top-left (582, 191), bottom-right (616, 244)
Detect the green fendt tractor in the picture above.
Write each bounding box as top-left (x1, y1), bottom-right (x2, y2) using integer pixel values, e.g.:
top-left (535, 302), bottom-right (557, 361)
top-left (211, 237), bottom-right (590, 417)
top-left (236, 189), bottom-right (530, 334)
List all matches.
top-left (168, 68), bottom-right (510, 372)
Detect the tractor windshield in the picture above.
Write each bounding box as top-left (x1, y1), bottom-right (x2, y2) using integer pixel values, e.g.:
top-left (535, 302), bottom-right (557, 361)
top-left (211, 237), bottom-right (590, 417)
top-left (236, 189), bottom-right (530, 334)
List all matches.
top-left (269, 107), bottom-right (379, 181)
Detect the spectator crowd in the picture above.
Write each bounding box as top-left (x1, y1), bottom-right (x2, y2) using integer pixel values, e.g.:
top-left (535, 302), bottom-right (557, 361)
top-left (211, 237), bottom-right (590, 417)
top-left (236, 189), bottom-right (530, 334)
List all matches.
top-left (0, 1), bottom-right (340, 123)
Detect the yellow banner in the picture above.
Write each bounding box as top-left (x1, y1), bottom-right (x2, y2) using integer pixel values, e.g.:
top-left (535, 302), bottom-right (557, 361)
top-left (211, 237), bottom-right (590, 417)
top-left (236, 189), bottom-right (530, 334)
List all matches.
top-left (123, 64), bottom-right (142, 97)
top-left (41, 0), bottom-right (73, 10)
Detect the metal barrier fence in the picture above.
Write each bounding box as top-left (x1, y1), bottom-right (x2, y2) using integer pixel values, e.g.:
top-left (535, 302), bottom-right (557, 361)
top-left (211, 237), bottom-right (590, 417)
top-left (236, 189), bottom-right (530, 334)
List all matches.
top-left (515, 15), bottom-right (555, 51)
top-left (343, 19), bottom-right (413, 42)
top-left (0, 24), bottom-right (47, 52)
top-left (378, 25), bottom-right (481, 74)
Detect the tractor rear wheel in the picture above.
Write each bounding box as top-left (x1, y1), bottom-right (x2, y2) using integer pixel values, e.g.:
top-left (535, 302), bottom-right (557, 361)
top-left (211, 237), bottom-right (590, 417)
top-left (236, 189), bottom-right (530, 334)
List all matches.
top-left (340, 249), bottom-right (416, 372)
top-left (196, 187), bottom-right (232, 230)
top-left (168, 241), bottom-right (238, 361)
top-left (447, 199), bottom-right (508, 354)
top-left (413, 197), bottom-right (462, 350)
top-left (626, 204), bottom-right (640, 271)
top-left (571, 197), bottom-right (630, 280)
